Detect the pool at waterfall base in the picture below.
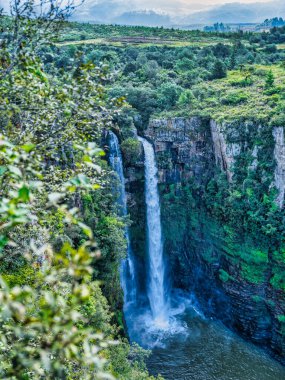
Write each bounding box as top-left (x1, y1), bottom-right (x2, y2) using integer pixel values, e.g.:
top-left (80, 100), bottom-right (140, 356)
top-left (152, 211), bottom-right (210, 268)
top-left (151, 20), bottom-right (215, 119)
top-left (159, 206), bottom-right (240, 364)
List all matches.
top-left (145, 301), bottom-right (285, 380)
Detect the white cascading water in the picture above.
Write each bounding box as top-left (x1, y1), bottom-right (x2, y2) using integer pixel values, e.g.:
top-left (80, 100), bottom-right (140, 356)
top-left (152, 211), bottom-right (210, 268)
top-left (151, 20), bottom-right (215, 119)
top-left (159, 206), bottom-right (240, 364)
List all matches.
top-left (109, 132), bottom-right (136, 307)
top-left (138, 137), bottom-right (169, 324)
top-left (109, 133), bottom-right (185, 348)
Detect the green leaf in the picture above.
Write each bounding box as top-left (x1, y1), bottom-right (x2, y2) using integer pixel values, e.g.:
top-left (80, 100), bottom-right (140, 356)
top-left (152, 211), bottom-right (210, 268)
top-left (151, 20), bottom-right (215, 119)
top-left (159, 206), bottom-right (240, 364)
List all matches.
top-left (78, 222), bottom-right (93, 239)
top-left (0, 235), bottom-right (8, 252)
top-left (18, 186), bottom-right (30, 202)
top-left (21, 143), bottom-right (36, 153)
top-left (0, 166), bottom-right (7, 176)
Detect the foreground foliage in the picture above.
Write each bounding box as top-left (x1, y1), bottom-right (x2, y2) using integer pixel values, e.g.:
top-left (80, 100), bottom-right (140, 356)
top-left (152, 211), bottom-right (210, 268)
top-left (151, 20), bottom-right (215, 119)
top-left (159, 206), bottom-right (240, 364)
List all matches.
top-left (0, 2), bottom-right (161, 379)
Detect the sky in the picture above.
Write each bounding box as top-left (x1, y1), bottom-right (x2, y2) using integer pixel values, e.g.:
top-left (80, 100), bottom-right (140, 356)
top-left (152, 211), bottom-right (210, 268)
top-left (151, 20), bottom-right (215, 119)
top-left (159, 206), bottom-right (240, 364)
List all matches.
top-left (128, 0), bottom-right (271, 13)
top-left (76, 0), bottom-right (273, 16)
top-left (1, 0), bottom-right (282, 25)
top-left (0, 0), bottom-right (273, 14)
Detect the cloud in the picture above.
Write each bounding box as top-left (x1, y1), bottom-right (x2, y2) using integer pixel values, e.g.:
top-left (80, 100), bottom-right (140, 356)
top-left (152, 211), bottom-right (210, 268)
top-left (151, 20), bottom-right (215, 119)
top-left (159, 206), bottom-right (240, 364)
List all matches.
top-left (114, 10), bottom-right (172, 26)
top-left (0, 0), bottom-right (10, 11)
top-left (75, 0), bottom-right (275, 19)
top-left (72, 0), bottom-right (211, 22)
top-left (2, 0), bottom-right (282, 24)
top-left (181, 0), bottom-right (285, 24)
top-left (73, 0), bottom-right (284, 24)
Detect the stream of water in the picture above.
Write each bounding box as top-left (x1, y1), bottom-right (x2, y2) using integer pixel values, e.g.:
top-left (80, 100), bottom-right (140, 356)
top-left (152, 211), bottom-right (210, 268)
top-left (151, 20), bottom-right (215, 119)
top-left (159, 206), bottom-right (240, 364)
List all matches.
top-left (109, 132), bottom-right (136, 308)
top-left (138, 136), bottom-right (169, 324)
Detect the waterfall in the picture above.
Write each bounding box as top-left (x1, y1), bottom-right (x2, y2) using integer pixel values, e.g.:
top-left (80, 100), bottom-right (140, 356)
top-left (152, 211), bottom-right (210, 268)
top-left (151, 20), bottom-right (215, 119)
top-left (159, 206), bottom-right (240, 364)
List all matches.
top-left (109, 134), bottom-right (184, 348)
top-left (109, 132), bottom-right (136, 307)
top-left (138, 137), bottom-right (168, 323)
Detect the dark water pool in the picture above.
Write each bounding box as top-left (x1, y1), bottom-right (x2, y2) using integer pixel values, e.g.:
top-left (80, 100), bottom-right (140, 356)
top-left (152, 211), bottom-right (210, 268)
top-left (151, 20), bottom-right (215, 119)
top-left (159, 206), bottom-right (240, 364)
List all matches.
top-left (147, 308), bottom-right (285, 380)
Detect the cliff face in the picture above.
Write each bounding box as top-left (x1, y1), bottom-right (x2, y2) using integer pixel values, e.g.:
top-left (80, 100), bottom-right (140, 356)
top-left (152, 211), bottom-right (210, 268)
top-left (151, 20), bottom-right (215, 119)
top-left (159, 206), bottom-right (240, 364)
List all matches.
top-left (143, 116), bottom-right (285, 363)
top-left (122, 139), bottom-right (148, 296)
top-left (210, 120), bottom-right (240, 182)
top-left (145, 117), bottom-right (215, 185)
top-left (273, 127), bottom-right (285, 209)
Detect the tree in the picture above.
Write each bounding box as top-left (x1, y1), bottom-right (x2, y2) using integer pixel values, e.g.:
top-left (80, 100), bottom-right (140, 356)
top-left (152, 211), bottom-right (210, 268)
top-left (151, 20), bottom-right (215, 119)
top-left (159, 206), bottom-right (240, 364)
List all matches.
top-left (175, 57), bottom-right (194, 72)
top-left (121, 138), bottom-right (141, 166)
top-left (0, 128), bottom-right (115, 380)
top-left (157, 82), bottom-right (183, 109)
top-left (178, 89), bottom-right (195, 107)
top-left (265, 70), bottom-right (275, 89)
top-left (229, 51), bottom-right (237, 70)
top-left (0, 2), bottom-right (159, 379)
top-left (211, 60), bottom-right (227, 79)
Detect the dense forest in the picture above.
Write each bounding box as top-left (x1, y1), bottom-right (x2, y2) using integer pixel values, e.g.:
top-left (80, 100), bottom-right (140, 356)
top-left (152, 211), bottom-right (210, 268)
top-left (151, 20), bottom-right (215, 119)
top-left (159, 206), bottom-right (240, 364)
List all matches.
top-left (1, 1), bottom-right (285, 379)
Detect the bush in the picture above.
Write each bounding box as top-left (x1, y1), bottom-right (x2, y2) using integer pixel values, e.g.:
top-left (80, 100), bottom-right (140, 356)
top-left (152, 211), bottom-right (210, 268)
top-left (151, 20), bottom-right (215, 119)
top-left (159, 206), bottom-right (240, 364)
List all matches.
top-left (121, 138), bottom-right (141, 166)
top-left (265, 70), bottom-right (275, 89)
top-left (157, 82), bottom-right (183, 109)
top-left (230, 78), bottom-right (253, 87)
top-left (211, 60), bottom-right (227, 79)
top-left (178, 89), bottom-right (195, 106)
top-left (221, 91), bottom-right (249, 105)
top-left (264, 44), bottom-right (277, 53)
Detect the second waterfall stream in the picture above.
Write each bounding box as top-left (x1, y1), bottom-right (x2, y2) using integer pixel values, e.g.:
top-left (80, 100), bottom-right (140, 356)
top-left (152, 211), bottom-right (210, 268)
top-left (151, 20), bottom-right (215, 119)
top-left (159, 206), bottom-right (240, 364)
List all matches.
top-left (109, 132), bottom-right (137, 309)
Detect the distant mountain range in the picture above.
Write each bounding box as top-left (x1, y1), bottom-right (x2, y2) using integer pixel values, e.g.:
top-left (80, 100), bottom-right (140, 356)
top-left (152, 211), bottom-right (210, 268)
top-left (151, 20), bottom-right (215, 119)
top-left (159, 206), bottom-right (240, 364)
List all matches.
top-left (72, 0), bottom-right (285, 27)
top-left (180, 1), bottom-right (285, 25)
top-left (114, 10), bottom-right (171, 27)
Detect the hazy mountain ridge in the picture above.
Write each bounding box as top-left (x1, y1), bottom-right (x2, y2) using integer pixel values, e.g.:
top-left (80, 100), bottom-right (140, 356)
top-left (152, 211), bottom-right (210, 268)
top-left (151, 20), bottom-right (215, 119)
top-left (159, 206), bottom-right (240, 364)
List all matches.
top-left (72, 0), bottom-right (285, 26)
top-left (181, 1), bottom-right (285, 24)
top-left (114, 10), bottom-right (171, 27)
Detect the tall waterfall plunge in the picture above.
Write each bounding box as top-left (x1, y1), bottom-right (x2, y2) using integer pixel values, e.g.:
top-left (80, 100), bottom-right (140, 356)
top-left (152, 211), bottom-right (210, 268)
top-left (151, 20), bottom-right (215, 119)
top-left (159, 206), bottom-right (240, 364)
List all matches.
top-left (138, 137), bottom-right (169, 324)
top-left (108, 132), bottom-right (136, 308)
top-left (109, 133), bottom-right (184, 348)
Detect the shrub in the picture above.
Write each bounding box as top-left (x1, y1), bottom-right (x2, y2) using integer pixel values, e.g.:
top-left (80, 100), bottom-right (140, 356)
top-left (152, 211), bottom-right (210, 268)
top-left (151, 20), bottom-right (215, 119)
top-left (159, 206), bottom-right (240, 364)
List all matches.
top-left (265, 70), bottom-right (275, 89)
top-left (178, 89), bottom-right (195, 106)
top-left (221, 91), bottom-right (249, 105)
top-left (121, 138), bottom-right (141, 166)
top-left (211, 60), bottom-right (227, 79)
top-left (264, 44), bottom-right (277, 53)
top-left (157, 82), bottom-right (183, 109)
top-left (230, 78), bottom-right (253, 87)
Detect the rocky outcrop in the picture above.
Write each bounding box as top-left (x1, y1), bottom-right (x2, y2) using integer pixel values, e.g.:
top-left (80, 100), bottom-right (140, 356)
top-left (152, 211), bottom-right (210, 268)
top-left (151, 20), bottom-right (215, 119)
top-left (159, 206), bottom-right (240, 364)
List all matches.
top-left (145, 117), bottom-right (215, 184)
top-left (145, 117), bottom-right (285, 210)
top-left (273, 126), bottom-right (285, 208)
top-left (210, 120), bottom-right (240, 182)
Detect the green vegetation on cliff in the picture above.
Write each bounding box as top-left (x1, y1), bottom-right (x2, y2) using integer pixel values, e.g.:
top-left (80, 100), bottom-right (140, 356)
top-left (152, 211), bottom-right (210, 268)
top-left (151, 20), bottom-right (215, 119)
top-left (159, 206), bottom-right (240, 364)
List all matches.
top-left (162, 64), bottom-right (285, 126)
top-left (39, 23), bottom-right (285, 128)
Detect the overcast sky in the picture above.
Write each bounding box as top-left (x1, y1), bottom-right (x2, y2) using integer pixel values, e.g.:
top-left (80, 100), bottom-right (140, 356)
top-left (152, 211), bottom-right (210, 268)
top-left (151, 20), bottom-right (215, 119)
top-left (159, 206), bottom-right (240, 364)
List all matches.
top-left (127, 0), bottom-right (271, 12)
top-left (0, 0), bottom-right (274, 14)
top-left (78, 0), bottom-right (274, 16)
